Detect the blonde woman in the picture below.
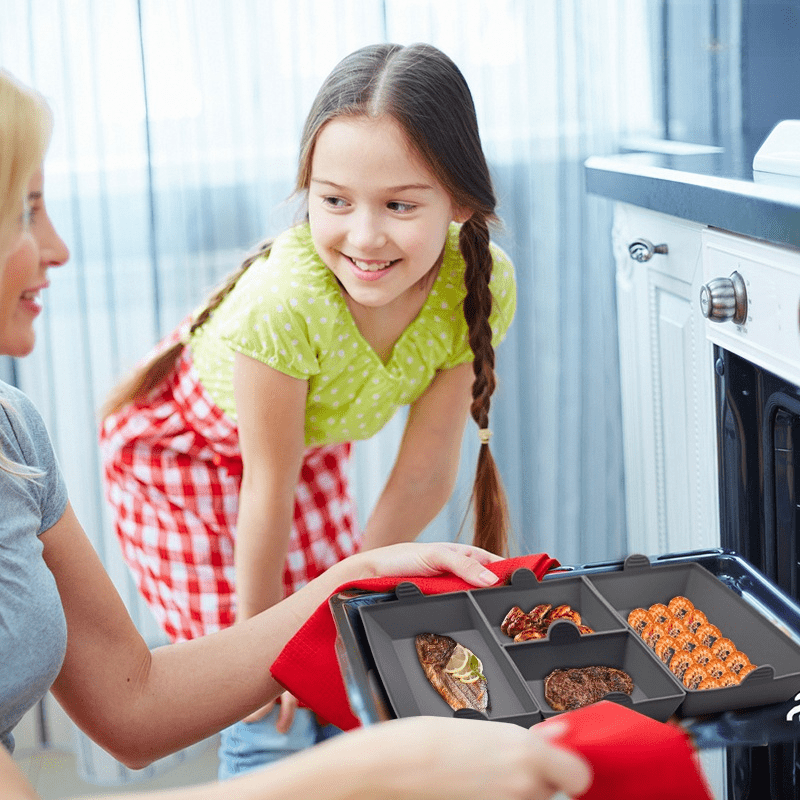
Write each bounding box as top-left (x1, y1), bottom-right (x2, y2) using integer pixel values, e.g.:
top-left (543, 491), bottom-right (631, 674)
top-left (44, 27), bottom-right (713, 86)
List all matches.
top-left (0, 70), bottom-right (52, 479)
top-left (0, 71), bottom-right (592, 800)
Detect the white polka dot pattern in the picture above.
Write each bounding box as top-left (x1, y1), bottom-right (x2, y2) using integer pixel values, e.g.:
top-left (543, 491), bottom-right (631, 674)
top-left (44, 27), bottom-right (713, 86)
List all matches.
top-left (191, 223), bottom-right (516, 446)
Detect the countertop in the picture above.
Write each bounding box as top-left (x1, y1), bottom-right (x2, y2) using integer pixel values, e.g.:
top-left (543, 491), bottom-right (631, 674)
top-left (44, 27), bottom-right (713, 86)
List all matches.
top-left (585, 150), bottom-right (800, 250)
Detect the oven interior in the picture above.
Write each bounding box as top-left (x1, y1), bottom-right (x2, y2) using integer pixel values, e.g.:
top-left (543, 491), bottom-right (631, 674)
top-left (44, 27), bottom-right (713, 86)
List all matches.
top-left (716, 345), bottom-right (800, 798)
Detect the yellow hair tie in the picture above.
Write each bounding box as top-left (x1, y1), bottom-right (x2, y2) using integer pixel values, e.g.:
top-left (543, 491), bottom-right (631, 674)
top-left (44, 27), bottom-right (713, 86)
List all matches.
top-left (478, 428), bottom-right (492, 445)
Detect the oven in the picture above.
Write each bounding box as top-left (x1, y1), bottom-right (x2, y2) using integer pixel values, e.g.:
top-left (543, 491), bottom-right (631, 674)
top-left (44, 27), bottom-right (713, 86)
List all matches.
top-left (702, 228), bottom-right (800, 798)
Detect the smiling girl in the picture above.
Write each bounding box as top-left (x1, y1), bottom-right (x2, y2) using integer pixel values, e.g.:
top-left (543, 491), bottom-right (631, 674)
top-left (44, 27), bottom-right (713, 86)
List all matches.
top-left (99, 42), bottom-right (517, 778)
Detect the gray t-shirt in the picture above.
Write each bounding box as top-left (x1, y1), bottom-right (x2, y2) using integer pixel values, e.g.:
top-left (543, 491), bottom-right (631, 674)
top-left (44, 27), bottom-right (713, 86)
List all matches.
top-left (0, 381), bottom-right (68, 753)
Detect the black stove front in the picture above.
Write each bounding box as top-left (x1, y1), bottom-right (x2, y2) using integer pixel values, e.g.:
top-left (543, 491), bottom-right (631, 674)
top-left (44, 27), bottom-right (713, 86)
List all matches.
top-left (716, 345), bottom-right (800, 799)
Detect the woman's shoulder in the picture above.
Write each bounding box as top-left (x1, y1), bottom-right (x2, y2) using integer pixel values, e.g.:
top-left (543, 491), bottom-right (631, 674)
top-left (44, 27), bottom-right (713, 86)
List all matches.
top-left (0, 380), bottom-right (61, 476)
top-left (0, 380), bottom-right (46, 433)
top-left (0, 378), bottom-right (26, 404)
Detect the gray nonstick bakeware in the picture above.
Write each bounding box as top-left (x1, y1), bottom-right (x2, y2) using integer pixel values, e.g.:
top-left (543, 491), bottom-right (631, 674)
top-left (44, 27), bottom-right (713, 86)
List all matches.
top-left (355, 553), bottom-right (800, 724)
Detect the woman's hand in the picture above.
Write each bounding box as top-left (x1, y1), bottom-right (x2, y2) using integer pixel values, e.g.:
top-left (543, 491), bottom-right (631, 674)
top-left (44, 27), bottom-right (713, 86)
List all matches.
top-left (350, 541), bottom-right (503, 587)
top-left (302, 716), bottom-right (592, 800)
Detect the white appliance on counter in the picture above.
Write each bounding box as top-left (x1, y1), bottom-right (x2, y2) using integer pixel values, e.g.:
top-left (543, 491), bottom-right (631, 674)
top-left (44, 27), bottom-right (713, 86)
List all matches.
top-left (752, 119), bottom-right (800, 187)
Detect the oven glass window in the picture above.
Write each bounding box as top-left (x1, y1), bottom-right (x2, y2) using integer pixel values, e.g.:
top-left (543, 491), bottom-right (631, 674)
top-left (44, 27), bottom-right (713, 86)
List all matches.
top-left (716, 346), bottom-right (800, 798)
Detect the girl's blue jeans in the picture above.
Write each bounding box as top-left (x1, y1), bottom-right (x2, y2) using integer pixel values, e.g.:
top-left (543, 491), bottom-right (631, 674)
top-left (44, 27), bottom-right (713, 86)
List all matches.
top-left (217, 705), bottom-right (341, 779)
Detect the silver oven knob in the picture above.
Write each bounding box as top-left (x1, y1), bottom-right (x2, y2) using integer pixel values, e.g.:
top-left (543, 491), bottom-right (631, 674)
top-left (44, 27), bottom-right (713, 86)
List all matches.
top-left (700, 271), bottom-right (747, 324)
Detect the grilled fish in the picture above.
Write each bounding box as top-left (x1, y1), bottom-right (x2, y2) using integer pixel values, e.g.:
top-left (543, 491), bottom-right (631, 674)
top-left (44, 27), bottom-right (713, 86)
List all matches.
top-left (414, 633), bottom-right (490, 713)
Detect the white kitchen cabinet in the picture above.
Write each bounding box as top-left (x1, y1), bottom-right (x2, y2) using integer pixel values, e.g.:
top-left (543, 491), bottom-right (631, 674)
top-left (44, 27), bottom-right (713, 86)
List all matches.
top-left (612, 203), bottom-right (720, 557)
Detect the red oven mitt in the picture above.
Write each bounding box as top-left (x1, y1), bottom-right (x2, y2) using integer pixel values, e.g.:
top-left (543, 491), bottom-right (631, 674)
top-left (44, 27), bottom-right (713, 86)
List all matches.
top-left (550, 701), bottom-right (713, 800)
top-left (270, 553), bottom-right (560, 731)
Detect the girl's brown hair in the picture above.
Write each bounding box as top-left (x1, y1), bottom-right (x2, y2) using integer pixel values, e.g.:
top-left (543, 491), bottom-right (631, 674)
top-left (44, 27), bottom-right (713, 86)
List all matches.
top-left (104, 43), bottom-right (511, 556)
top-left (101, 238), bottom-right (272, 418)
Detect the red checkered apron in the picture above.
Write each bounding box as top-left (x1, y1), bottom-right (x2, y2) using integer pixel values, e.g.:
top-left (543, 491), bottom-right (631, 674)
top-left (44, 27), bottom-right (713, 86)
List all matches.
top-left (100, 341), bottom-right (359, 643)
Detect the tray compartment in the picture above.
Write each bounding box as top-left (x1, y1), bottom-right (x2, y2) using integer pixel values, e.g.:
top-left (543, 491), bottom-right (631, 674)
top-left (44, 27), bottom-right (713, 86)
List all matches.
top-left (358, 585), bottom-right (540, 724)
top-left (506, 623), bottom-right (685, 721)
top-left (470, 569), bottom-right (624, 644)
top-left (587, 555), bottom-right (800, 715)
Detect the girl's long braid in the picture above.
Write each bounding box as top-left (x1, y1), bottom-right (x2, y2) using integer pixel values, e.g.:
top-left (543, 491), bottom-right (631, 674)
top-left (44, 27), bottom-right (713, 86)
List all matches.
top-left (101, 239), bottom-right (273, 418)
top-left (460, 214), bottom-right (510, 557)
top-left (187, 238), bottom-right (273, 336)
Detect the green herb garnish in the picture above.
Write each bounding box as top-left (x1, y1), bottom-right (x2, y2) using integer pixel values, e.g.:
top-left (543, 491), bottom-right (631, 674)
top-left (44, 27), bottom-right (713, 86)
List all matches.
top-left (468, 654), bottom-right (486, 680)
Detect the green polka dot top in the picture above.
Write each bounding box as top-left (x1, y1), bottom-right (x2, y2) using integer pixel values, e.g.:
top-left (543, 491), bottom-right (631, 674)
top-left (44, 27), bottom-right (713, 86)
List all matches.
top-left (190, 222), bottom-right (516, 446)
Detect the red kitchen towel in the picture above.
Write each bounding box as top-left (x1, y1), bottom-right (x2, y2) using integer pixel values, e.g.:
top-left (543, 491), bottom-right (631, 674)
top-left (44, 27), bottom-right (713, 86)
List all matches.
top-left (551, 701), bottom-right (713, 800)
top-left (271, 553), bottom-right (560, 731)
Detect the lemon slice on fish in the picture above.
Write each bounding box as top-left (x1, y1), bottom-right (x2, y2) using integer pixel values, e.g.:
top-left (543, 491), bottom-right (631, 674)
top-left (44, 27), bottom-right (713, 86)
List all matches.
top-left (454, 653), bottom-right (485, 682)
top-left (444, 644), bottom-right (471, 674)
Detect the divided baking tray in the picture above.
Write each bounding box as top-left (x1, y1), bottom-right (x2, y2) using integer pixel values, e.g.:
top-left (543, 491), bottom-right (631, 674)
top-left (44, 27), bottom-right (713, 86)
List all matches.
top-left (331, 550), bottom-right (800, 729)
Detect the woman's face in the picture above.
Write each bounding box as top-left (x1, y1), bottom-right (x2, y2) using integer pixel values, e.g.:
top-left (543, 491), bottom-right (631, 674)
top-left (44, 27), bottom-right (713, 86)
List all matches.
top-left (0, 169), bottom-right (69, 357)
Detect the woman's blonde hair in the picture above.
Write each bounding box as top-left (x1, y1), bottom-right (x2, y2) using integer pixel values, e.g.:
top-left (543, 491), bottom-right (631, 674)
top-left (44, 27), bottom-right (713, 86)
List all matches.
top-left (0, 70), bottom-right (52, 257)
top-left (0, 70), bottom-right (52, 478)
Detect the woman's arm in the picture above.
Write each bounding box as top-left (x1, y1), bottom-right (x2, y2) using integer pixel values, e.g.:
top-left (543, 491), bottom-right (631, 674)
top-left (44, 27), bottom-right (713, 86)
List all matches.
top-left (0, 746), bottom-right (39, 800)
top-left (1, 715), bottom-right (590, 800)
top-left (359, 361), bottom-right (473, 551)
top-left (45, 500), bottom-right (501, 768)
top-left (44, 501), bottom-right (290, 767)
top-left (232, 351), bottom-right (308, 621)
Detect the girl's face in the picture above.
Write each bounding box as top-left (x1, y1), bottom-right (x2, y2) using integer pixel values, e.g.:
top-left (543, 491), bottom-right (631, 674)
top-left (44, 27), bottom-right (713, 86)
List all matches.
top-left (0, 169), bottom-right (69, 357)
top-left (308, 115), bottom-right (469, 314)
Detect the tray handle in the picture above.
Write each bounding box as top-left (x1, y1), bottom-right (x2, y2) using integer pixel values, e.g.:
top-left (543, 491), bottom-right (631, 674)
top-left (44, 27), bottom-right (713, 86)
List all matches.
top-left (622, 553), bottom-right (653, 571)
top-left (453, 707), bottom-right (490, 721)
top-left (740, 664), bottom-right (776, 684)
top-left (545, 620), bottom-right (583, 645)
top-left (394, 581), bottom-right (425, 601)
top-left (603, 691), bottom-right (634, 708)
top-left (509, 567), bottom-right (541, 587)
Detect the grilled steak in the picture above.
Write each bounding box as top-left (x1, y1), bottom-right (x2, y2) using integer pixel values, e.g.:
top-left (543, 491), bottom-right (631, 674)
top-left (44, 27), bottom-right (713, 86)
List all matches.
top-left (415, 633), bottom-right (490, 714)
top-left (544, 665), bottom-right (633, 711)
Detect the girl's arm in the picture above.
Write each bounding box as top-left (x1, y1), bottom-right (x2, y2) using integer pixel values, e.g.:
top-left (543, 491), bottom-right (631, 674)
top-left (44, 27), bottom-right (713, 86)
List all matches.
top-left (232, 351), bottom-right (308, 621)
top-left (359, 361), bottom-right (473, 551)
top-left (45, 501), bottom-right (501, 768)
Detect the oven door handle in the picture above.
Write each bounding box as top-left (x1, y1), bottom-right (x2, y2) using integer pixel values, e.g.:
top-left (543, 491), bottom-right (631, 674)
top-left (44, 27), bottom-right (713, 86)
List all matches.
top-left (682, 693), bottom-right (800, 749)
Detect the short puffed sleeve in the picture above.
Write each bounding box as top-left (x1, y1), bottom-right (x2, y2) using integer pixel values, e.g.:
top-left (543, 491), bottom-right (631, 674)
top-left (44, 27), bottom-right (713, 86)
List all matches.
top-left (216, 228), bottom-right (338, 380)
